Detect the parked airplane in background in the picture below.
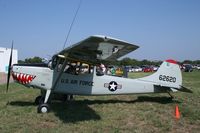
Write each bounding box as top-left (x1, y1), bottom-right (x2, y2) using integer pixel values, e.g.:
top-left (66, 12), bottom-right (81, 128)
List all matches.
top-left (7, 35), bottom-right (192, 113)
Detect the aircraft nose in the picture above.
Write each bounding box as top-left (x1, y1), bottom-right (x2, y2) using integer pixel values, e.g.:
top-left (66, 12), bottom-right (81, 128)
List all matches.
top-left (11, 65), bottom-right (19, 81)
top-left (11, 65), bottom-right (36, 84)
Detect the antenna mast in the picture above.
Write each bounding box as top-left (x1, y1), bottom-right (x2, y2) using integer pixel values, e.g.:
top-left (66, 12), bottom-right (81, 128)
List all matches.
top-left (62, 0), bottom-right (82, 49)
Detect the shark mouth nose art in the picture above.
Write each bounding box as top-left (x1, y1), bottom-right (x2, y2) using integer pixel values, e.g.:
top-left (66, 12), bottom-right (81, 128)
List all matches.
top-left (12, 72), bottom-right (36, 84)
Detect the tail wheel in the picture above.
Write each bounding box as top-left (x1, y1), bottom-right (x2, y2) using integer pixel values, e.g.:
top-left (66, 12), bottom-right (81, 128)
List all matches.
top-left (37, 103), bottom-right (50, 113)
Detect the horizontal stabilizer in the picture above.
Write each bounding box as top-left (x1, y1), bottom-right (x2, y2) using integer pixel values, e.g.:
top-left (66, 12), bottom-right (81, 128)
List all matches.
top-left (176, 86), bottom-right (193, 93)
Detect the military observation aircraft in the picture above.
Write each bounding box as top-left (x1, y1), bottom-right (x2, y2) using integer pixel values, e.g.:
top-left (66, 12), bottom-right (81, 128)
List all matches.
top-left (7, 35), bottom-right (192, 113)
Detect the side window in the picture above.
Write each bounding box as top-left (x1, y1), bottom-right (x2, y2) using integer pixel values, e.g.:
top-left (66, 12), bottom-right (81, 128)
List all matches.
top-left (64, 62), bottom-right (93, 75)
top-left (51, 57), bottom-right (58, 69)
top-left (64, 63), bottom-right (77, 74)
top-left (57, 59), bottom-right (65, 72)
top-left (50, 57), bottom-right (93, 75)
top-left (50, 56), bottom-right (65, 72)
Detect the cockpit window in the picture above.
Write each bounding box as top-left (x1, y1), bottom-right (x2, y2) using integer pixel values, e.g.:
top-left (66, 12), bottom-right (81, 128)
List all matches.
top-left (51, 56), bottom-right (58, 69)
top-left (64, 62), bottom-right (93, 75)
top-left (51, 55), bottom-right (93, 75)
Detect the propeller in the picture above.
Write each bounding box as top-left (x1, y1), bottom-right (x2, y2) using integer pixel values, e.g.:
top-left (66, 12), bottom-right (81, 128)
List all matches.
top-left (6, 41), bottom-right (13, 92)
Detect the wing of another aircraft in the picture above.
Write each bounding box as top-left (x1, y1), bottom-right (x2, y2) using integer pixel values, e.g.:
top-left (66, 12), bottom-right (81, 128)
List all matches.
top-left (57, 35), bottom-right (139, 63)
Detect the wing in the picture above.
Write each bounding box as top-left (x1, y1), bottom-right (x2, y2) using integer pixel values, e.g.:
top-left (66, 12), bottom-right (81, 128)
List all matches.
top-left (57, 35), bottom-right (139, 63)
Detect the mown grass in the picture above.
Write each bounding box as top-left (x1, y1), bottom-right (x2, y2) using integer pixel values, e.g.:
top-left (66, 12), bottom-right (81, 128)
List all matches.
top-left (0, 71), bottom-right (200, 133)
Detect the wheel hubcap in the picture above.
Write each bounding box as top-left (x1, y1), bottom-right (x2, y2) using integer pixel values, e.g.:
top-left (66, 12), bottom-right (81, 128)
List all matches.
top-left (41, 106), bottom-right (48, 113)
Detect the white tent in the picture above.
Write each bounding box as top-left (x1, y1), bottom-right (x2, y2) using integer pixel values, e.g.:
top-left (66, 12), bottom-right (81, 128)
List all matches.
top-left (0, 47), bottom-right (18, 73)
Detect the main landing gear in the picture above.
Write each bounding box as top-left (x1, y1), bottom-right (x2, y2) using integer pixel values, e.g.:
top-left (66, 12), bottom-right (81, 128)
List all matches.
top-left (37, 90), bottom-right (51, 113)
top-left (35, 90), bottom-right (74, 113)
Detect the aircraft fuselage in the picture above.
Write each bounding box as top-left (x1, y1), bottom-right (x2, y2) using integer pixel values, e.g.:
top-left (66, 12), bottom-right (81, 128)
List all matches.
top-left (12, 64), bottom-right (160, 95)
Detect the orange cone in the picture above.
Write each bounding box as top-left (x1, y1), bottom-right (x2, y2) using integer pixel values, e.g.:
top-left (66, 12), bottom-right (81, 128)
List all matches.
top-left (175, 105), bottom-right (180, 119)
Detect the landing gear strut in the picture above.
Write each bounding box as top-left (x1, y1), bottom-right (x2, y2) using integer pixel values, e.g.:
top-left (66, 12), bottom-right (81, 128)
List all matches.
top-left (167, 90), bottom-right (174, 99)
top-left (37, 90), bottom-right (51, 113)
top-left (35, 90), bottom-right (74, 113)
top-left (64, 94), bottom-right (74, 102)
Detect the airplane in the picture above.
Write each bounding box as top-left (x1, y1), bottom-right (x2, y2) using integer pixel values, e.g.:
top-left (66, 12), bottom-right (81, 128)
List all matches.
top-left (6, 35), bottom-right (192, 113)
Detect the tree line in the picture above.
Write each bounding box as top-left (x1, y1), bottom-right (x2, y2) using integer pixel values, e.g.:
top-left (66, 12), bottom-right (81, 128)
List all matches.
top-left (18, 56), bottom-right (200, 66)
top-left (18, 56), bottom-right (43, 64)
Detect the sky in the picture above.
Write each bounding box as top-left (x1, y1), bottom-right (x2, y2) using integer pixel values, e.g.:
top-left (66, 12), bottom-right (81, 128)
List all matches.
top-left (0, 0), bottom-right (200, 61)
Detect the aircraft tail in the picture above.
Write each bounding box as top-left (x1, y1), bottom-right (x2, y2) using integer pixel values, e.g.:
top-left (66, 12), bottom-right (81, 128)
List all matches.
top-left (139, 59), bottom-right (182, 90)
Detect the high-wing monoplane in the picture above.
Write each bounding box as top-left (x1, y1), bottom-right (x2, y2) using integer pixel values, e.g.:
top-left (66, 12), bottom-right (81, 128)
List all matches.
top-left (7, 35), bottom-right (192, 113)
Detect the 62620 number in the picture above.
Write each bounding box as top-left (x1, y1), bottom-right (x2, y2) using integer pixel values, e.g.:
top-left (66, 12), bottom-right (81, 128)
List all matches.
top-left (159, 75), bottom-right (176, 83)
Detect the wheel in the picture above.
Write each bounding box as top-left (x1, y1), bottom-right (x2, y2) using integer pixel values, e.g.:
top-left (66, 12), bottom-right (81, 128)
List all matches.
top-left (63, 94), bottom-right (74, 102)
top-left (69, 95), bottom-right (74, 100)
top-left (37, 103), bottom-right (50, 113)
top-left (35, 96), bottom-right (44, 105)
top-left (67, 94), bottom-right (74, 101)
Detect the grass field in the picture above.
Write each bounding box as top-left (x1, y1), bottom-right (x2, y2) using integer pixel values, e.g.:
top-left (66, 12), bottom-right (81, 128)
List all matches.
top-left (0, 71), bottom-right (200, 133)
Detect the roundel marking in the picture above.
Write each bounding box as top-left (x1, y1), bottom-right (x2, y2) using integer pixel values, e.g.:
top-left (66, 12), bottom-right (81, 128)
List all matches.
top-left (108, 81), bottom-right (118, 92)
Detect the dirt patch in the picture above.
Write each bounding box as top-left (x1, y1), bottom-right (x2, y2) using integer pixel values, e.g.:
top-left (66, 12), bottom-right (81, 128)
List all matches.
top-left (0, 72), bottom-right (13, 84)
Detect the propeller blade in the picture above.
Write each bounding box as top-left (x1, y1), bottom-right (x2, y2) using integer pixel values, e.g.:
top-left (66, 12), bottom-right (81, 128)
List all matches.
top-left (6, 41), bottom-right (13, 92)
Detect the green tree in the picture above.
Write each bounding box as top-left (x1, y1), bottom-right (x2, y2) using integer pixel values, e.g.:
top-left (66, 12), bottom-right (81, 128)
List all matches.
top-left (182, 60), bottom-right (193, 64)
top-left (24, 56), bottom-right (43, 63)
top-left (18, 60), bottom-right (25, 64)
top-left (193, 60), bottom-right (200, 65)
top-left (120, 57), bottom-right (134, 66)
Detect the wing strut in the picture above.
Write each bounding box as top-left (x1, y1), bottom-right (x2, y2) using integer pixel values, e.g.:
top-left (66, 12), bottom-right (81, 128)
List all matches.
top-left (62, 0), bottom-right (82, 49)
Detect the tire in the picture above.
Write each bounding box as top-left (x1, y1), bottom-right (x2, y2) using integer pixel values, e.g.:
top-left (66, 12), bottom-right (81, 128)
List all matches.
top-left (35, 96), bottom-right (44, 105)
top-left (37, 103), bottom-right (50, 113)
top-left (69, 95), bottom-right (74, 100)
top-left (63, 94), bottom-right (74, 102)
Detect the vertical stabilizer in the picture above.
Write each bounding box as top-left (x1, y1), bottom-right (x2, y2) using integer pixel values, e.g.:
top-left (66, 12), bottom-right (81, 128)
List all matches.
top-left (138, 59), bottom-right (182, 89)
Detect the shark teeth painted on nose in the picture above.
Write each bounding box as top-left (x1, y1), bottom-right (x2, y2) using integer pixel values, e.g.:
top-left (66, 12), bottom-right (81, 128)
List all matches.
top-left (12, 72), bottom-right (36, 84)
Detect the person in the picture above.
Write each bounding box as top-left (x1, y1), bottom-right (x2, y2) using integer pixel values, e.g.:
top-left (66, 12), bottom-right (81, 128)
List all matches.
top-left (65, 63), bottom-right (77, 75)
top-left (96, 63), bottom-right (106, 76)
top-left (123, 66), bottom-right (128, 78)
top-left (100, 63), bottom-right (106, 73)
